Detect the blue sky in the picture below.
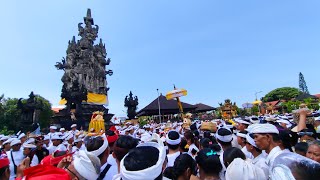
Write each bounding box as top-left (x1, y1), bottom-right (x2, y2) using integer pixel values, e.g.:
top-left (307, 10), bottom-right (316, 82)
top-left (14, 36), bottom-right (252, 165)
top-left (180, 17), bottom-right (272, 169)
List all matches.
top-left (1, 0), bottom-right (320, 117)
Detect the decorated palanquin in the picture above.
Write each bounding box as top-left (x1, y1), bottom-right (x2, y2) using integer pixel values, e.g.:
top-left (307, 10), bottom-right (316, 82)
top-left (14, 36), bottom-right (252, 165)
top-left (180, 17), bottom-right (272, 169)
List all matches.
top-left (88, 111), bottom-right (105, 134)
top-left (219, 99), bottom-right (238, 120)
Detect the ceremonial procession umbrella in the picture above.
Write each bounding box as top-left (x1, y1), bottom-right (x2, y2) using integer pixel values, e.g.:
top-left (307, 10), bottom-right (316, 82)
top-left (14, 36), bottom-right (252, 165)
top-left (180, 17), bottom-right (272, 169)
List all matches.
top-left (252, 100), bottom-right (262, 105)
top-left (166, 86), bottom-right (187, 114)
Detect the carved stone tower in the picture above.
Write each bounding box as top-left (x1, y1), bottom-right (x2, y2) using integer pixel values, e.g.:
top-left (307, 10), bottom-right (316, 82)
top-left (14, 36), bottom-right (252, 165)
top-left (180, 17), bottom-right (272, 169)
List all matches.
top-left (53, 9), bottom-right (114, 129)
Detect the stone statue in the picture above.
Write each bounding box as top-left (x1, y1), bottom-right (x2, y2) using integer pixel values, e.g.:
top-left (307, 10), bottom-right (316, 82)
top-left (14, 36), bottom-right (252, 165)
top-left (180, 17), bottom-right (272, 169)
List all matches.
top-left (17, 92), bottom-right (43, 125)
top-left (124, 91), bottom-right (139, 120)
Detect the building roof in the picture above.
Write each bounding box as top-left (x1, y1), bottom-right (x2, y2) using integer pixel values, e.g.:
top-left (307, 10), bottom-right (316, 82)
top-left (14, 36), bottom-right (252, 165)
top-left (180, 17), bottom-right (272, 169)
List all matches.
top-left (137, 95), bottom-right (196, 116)
top-left (313, 94), bottom-right (320, 98)
top-left (265, 100), bottom-right (280, 107)
top-left (194, 103), bottom-right (216, 112)
top-left (295, 93), bottom-right (318, 101)
top-left (52, 107), bottom-right (64, 113)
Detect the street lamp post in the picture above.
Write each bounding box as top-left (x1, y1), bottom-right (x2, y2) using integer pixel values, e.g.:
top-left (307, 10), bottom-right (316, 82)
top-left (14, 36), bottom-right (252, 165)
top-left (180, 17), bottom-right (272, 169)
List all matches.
top-left (157, 89), bottom-right (161, 123)
top-left (255, 91), bottom-right (263, 100)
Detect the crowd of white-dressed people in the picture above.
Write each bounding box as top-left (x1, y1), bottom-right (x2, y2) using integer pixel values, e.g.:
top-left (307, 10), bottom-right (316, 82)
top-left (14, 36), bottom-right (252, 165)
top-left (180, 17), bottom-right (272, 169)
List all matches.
top-left (0, 109), bottom-right (320, 180)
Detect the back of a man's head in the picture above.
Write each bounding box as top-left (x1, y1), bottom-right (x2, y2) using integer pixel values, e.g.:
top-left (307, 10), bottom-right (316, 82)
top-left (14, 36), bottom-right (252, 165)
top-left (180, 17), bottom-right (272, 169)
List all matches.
top-left (114, 135), bottom-right (139, 161)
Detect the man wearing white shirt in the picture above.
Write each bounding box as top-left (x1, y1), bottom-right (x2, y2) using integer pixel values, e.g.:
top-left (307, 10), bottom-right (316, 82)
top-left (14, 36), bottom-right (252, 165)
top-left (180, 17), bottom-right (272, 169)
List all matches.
top-left (47, 126), bottom-right (57, 141)
top-left (48, 134), bottom-right (66, 154)
top-left (250, 124), bottom-right (283, 171)
top-left (8, 139), bottom-right (24, 180)
top-left (245, 133), bottom-right (269, 178)
top-left (166, 130), bottom-right (181, 167)
top-left (70, 124), bottom-right (79, 138)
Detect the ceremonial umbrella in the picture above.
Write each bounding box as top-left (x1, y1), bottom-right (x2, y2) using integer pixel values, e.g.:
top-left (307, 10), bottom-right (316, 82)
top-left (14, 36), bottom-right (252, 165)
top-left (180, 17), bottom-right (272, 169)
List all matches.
top-left (166, 87), bottom-right (187, 114)
top-left (242, 103), bottom-right (253, 109)
top-left (166, 89), bottom-right (187, 100)
top-left (252, 100), bottom-right (262, 105)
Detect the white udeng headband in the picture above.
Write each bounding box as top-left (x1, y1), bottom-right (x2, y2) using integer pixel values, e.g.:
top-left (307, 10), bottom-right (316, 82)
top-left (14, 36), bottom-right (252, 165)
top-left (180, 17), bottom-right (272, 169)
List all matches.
top-left (166, 131), bottom-right (181, 145)
top-left (246, 134), bottom-right (257, 148)
top-left (236, 132), bottom-right (247, 139)
top-left (119, 133), bottom-right (166, 180)
top-left (166, 136), bottom-right (181, 145)
top-left (216, 134), bottom-right (233, 143)
top-left (85, 133), bottom-right (109, 157)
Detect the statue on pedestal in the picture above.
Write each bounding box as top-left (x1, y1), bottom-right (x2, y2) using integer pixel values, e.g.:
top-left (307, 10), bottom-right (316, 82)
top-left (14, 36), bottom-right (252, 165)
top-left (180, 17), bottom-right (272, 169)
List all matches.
top-left (124, 91), bottom-right (138, 120)
top-left (17, 92), bottom-right (43, 130)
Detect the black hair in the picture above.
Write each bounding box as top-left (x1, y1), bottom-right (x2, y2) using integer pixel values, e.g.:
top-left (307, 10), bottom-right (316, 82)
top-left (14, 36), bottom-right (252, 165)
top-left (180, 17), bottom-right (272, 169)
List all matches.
top-left (184, 130), bottom-right (199, 148)
top-left (179, 138), bottom-right (189, 152)
top-left (172, 154), bottom-right (197, 180)
top-left (300, 128), bottom-right (317, 139)
top-left (200, 138), bottom-right (212, 149)
top-left (167, 131), bottom-right (180, 150)
top-left (277, 130), bottom-right (293, 152)
top-left (217, 128), bottom-right (232, 137)
top-left (291, 160), bottom-right (320, 180)
top-left (113, 135), bottom-right (139, 161)
top-left (163, 167), bottom-right (174, 180)
top-left (123, 146), bottom-right (161, 180)
top-left (0, 165), bottom-right (8, 178)
top-left (196, 148), bottom-right (222, 176)
top-left (223, 147), bottom-right (246, 168)
top-left (294, 142), bottom-right (309, 154)
top-left (84, 136), bottom-right (107, 159)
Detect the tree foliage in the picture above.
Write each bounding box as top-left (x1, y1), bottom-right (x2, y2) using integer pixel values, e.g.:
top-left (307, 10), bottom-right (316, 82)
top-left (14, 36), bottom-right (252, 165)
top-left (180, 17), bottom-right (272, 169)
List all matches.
top-left (0, 94), bottom-right (53, 132)
top-left (262, 87), bottom-right (300, 102)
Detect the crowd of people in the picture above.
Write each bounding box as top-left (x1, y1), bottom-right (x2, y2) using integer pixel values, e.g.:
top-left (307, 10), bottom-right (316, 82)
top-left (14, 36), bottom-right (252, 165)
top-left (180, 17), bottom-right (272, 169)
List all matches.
top-left (0, 108), bottom-right (320, 180)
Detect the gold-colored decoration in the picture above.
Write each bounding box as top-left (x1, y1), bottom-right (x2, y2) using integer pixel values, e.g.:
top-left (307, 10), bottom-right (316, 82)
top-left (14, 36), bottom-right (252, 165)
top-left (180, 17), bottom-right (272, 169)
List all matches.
top-left (219, 99), bottom-right (238, 120)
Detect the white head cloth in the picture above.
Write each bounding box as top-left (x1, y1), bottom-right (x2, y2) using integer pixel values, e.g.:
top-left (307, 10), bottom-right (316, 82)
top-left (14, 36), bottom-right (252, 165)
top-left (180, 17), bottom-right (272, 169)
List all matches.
top-left (277, 119), bottom-right (292, 129)
top-left (43, 135), bottom-right (49, 141)
top-left (236, 132), bottom-right (247, 139)
top-left (71, 124), bottom-right (77, 128)
top-left (85, 133), bottom-right (108, 157)
top-left (216, 128), bottom-right (233, 143)
top-left (3, 138), bottom-right (13, 145)
top-left (246, 134), bottom-right (257, 148)
top-left (74, 150), bottom-right (100, 180)
top-left (235, 118), bottom-right (251, 125)
top-left (166, 130), bottom-right (181, 145)
top-left (64, 133), bottom-right (73, 141)
top-left (50, 126), bottom-right (57, 130)
top-left (119, 133), bottom-right (166, 180)
top-left (51, 133), bottom-right (63, 140)
top-left (23, 143), bottom-right (36, 149)
top-left (140, 132), bottom-right (152, 143)
top-left (18, 133), bottom-right (26, 139)
top-left (226, 158), bottom-right (266, 180)
top-left (250, 124), bottom-right (279, 134)
top-left (24, 138), bottom-right (35, 145)
top-left (0, 136), bottom-right (9, 141)
top-left (10, 138), bottom-right (21, 146)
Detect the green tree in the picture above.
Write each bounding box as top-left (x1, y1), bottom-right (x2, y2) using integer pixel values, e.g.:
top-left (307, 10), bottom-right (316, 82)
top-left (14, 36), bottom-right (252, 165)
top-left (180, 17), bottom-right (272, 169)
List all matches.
top-left (262, 87), bottom-right (300, 102)
top-left (0, 94), bottom-right (53, 132)
top-left (36, 95), bottom-right (53, 129)
top-left (0, 98), bottom-right (21, 131)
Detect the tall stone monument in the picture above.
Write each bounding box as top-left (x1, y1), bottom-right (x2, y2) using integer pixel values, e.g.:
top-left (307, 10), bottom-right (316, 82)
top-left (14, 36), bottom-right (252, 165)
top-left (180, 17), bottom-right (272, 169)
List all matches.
top-left (124, 91), bottom-right (139, 120)
top-left (53, 9), bottom-right (114, 129)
